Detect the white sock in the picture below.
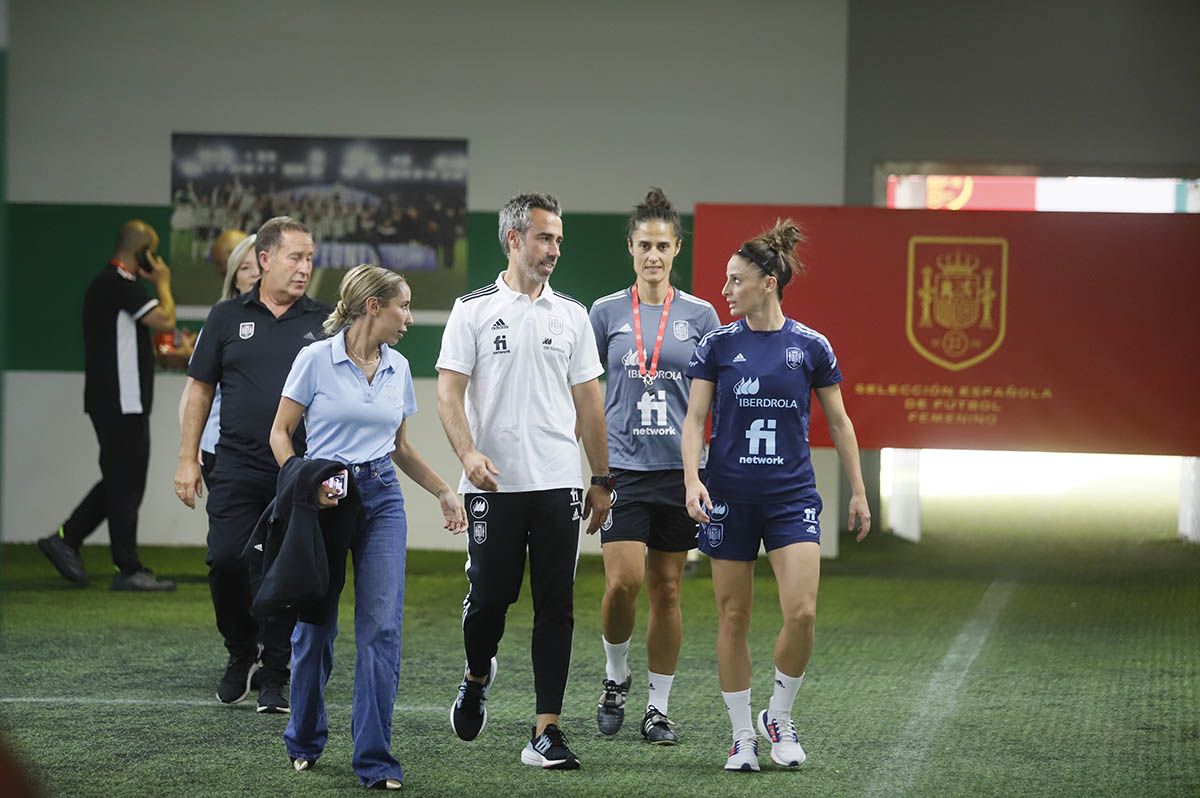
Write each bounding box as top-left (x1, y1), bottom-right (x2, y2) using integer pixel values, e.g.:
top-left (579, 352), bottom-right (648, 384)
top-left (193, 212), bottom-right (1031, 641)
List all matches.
top-left (768, 667), bottom-right (805, 721)
top-left (602, 636), bottom-right (630, 683)
top-left (647, 671), bottom-right (675, 716)
top-left (722, 688), bottom-right (754, 741)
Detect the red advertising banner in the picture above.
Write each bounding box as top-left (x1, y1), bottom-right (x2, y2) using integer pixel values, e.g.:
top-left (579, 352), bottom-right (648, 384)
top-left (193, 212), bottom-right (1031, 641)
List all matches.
top-left (694, 205), bottom-right (1200, 455)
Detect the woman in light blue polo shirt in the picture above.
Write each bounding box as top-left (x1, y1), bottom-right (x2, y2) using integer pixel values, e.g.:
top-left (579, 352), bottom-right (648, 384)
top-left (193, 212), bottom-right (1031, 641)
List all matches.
top-left (269, 265), bottom-right (467, 791)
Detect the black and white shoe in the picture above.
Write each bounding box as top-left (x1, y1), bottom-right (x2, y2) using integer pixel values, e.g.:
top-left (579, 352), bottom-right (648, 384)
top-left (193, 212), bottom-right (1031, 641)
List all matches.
top-left (596, 671), bottom-right (631, 736)
top-left (216, 654), bottom-right (260, 704)
top-left (520, 724), bottom-right (581, 770)
top-left (257, 681), bottom-right (290, 714)
top-left (641, 706), bottom-right (679, 745)
top-left (451, 657), bottom-right (497, 741)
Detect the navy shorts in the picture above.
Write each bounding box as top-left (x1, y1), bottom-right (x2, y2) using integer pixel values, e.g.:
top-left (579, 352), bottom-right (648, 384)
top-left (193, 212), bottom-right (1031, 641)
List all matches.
top-left (697, 494), bottom-right (823, 561)
top-left (600, 469), bottom-right (699, 553)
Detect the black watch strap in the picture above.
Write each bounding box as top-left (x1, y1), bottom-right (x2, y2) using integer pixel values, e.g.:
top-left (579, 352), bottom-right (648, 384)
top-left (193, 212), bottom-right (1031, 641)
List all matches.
top-left (590, 474), bottom-right (615, 490)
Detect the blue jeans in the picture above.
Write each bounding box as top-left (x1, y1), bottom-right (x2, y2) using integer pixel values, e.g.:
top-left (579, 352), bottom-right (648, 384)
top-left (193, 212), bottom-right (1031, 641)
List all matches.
top-left (284, 455), bottom-right (408, 786)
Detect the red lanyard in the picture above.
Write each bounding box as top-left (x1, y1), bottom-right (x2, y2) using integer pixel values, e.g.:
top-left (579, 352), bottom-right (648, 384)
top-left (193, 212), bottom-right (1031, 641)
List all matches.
top-left (631, 285), bottom-right (673, 386)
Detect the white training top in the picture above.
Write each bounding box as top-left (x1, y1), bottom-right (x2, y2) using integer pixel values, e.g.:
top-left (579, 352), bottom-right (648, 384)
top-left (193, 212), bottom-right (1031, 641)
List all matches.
top-left (436, 273), bottom-right (603, 494)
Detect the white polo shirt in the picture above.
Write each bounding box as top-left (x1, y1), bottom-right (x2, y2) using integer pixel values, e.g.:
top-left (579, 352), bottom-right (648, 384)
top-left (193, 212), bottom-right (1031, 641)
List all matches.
top-left (437, 273), bottom-right (604, 494)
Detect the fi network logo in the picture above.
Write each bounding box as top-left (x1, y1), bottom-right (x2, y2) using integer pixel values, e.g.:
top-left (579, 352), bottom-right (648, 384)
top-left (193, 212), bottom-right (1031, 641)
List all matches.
top-left (740, 418), bottom-right (783, 464)
top-left (637, 390), bottom-right (668, 427)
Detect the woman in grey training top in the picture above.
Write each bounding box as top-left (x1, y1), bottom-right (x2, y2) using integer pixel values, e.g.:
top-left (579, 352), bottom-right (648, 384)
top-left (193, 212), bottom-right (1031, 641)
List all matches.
top-left (588, 188), bottom-right (720, 744)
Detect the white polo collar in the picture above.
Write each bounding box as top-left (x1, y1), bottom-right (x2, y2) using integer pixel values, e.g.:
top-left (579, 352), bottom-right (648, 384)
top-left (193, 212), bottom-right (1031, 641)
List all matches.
top-left (493, 272), bottom-right (565, 307)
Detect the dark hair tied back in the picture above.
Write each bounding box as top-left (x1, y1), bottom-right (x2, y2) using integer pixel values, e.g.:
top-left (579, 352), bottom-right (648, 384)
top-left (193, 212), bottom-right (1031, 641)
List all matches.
top-left (626, 186), bottom-right (683, 241)
top-left (736, 218), bottom-right (806, 298)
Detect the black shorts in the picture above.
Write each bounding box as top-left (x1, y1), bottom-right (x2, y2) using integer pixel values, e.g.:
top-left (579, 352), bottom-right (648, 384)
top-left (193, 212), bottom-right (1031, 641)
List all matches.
top-left (600, 468), bottom-right (699, 552)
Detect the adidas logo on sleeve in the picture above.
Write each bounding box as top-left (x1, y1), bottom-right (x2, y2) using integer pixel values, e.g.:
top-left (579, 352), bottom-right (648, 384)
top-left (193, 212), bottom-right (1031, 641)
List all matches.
top-left (733, 353), bottom-right (747, 363)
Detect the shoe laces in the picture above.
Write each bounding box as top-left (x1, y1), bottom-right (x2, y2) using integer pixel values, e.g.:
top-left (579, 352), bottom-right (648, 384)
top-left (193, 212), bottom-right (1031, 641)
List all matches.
top-left (600, 679), bottom-right (628, 708)
top-left (765, 715), bottom-right (798, 743)
top-left (456, 678), bottom-right (485, 709)
top-left (729, 737), bottom-right (757, 756)
top-left (541, 724), bottom-right (568, 748)
top-left (644, 706), bottom-right (675, 730)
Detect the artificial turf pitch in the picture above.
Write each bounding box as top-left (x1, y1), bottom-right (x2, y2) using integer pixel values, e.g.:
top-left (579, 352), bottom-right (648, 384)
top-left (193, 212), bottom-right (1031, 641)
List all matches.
top-left (1, 503), bottom-right (1197, 797)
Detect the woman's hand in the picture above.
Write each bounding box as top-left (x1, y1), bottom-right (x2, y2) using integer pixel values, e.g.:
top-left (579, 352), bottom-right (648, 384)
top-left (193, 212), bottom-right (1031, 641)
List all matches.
top-left (685, 480), bottom-right (713, 524)
top-left (439, 489), bottom-right (467, 533)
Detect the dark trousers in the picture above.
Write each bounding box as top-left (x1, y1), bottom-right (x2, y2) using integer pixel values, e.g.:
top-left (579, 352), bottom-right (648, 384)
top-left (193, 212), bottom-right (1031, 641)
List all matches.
top-left (205, 456), bottom-right (295, 684)
top-left (62, 410), bottom-right (149, 574)
top-left (462, 488), bottom-right (580, 715)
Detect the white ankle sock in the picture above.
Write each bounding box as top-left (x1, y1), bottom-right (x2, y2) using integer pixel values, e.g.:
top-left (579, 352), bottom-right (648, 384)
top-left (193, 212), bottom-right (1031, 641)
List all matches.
top-left (722, 688), bottom-right (754, 741)
top-left (768, 667), bottom-right (805, 721)
top-left (602, 636), bottom-right (630, 683)
top-left (647, 671), bottom-right (675, 716)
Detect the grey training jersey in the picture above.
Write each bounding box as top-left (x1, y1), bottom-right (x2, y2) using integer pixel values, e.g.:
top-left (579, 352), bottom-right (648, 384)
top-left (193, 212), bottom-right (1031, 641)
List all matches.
top-left (590, 287), bottom-right (721, 471)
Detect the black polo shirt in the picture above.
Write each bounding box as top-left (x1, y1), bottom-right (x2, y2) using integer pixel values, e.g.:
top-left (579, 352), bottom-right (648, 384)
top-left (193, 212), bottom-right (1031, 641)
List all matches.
top-left (83, 261), bottom-right (159, 417)
top-left (189, 284), bottom-right (330, 472)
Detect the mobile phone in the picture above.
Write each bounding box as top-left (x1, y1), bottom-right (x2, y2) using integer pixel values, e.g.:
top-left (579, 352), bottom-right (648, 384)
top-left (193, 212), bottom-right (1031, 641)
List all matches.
top-left (135, 246), bottom-right (154, 275)
top-left (321, 470), bottom-right (348, 499)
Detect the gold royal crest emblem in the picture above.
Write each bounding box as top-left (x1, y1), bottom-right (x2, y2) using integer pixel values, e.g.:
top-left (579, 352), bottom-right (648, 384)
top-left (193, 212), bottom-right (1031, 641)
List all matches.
top-left (906, 236), bottom-right (1007, 371)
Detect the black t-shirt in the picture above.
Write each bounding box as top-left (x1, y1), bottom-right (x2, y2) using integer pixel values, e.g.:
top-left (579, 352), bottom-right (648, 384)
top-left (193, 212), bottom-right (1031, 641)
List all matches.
top-left (83, 262), bottom-right (159, 416)
top-left (188, 284), bottom-right (330, 472)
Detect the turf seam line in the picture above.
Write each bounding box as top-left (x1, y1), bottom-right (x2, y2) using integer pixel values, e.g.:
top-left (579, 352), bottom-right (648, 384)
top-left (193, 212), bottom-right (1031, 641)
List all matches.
top-left (863, 579), bottom-right (1015, 798)
top-left (0, 697), bottom-right (446, 713)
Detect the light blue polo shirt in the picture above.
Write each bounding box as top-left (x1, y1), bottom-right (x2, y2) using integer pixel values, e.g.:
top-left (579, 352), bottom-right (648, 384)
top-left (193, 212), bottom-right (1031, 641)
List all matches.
top-left (281, 329), bottom-right (418, 465)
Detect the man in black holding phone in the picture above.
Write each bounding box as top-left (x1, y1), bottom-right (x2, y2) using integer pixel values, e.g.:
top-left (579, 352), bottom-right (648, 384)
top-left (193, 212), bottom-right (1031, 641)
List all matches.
top-left (175, 216), bottom-right (330, 714)
top-left (39, 220), bottom-right (179, 591)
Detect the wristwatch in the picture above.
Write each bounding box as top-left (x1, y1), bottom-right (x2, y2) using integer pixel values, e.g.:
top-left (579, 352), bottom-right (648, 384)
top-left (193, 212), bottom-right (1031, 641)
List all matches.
top-left (590, 474), bottom-right (616, 490)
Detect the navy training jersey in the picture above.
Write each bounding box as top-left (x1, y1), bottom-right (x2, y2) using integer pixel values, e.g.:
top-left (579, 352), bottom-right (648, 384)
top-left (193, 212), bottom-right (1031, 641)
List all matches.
top-left (590, 287), bottom-right (720, 471)
top-left (686, 318), bottom-right (842, 503)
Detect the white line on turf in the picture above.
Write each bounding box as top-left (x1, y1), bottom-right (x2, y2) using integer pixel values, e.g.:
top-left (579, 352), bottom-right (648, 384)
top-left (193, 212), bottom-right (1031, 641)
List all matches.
top-left (863, 579), bottom-right (1015, 798)
top-left (0, 697), bottom-right (445, 713)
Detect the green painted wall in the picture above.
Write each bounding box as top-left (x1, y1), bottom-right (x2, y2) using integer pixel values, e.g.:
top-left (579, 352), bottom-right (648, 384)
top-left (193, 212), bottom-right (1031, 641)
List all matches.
top-left (4, 207), bottom-right (695, 378)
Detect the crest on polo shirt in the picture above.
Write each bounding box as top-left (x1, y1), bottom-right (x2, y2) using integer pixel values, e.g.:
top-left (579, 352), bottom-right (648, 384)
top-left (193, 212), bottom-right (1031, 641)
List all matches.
top-left (385, 384), bottom-right (401, 404)
top-left (786, 347), bottom-right (804, 370)
top-left (549, 315), bottom-right (564, 335)
top-left (472, 521), bottom-right (487, 544)
top-left (673, 320), bottom-right (689, 341)
top-left (705, 523), bottom-right (724, 548)
top-left (239, 322), bottom-right (255, 340)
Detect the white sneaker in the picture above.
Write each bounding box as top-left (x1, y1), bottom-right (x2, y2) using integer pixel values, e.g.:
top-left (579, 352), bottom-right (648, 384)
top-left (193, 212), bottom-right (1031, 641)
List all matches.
top-left (723, 737), bottom-right (760, 772)
top-left (757, 709), bottom-right (806, 767)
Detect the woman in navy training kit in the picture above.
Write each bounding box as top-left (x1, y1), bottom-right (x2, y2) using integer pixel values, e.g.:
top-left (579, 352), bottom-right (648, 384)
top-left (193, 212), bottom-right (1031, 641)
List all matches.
top-left (681, 219), bottom-right (871, 773)
top-left (270, 265), bottom-right (467, 790)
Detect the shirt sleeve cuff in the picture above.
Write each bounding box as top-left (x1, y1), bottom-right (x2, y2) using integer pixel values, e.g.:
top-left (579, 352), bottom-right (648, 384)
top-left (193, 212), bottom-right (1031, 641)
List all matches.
top-left (132, 298), bottom-right (159, 321)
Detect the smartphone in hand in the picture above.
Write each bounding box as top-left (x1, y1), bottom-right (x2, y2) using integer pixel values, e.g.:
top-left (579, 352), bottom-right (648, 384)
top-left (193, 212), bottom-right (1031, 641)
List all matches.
top-left (322, 470), bottom-right (348, 499)
top-left (135, 246), bottom-right (154, 276)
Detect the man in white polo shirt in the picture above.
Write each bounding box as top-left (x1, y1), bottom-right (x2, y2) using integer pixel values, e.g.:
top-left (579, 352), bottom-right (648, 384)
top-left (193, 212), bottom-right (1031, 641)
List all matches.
top-left (437, 192), bottom-right (611, 771)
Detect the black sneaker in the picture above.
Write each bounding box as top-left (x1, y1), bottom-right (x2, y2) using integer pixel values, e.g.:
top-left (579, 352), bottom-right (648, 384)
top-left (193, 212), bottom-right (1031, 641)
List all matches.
top-left (37, 530), bottom-right (88, 585)
top-left (596, 671), bottom-right (631, 735)
top-left (521, 724), bottom-right (581, 770)
top-left (257, 681), bottom-right (290, 714)
top-left (451, 657), bottom-right (496, 741)
top-left (641, 706), bottom-right (679, 745)
top-left (111, 569), bottom-right (176, 591)
top-left (216, 654), bottom-right (260, 704)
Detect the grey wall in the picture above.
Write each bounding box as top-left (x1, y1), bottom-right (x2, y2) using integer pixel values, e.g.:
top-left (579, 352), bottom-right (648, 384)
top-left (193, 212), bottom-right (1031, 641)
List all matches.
top-left (3, 0), bottom-right (850, 550)
top-left (8, 0), bottom-right (848, 209)
top-left (844, 0), bottom-right (1200, 204)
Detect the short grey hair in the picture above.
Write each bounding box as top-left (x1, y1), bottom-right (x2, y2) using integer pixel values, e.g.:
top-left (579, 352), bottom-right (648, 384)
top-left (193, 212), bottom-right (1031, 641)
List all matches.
top-left (497, 193), bottom-right (561, 256)
top-left (255, 216), bottom-right (310, 260)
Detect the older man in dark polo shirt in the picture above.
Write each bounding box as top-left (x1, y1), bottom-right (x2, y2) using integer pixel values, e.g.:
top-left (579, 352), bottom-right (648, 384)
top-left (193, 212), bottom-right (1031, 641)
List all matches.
top-left (175, 216), bottom-right (330, 714)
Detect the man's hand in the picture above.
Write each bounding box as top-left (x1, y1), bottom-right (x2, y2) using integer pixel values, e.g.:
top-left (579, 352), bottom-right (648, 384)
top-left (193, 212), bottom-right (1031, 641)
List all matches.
top-left (581, 485), bottom-right (613, 535)
top-left (174, 458), bottom-right (203, 508)
top-left (462, 449), bottom-right (499, 492)
top-left (143, 251), bottom-right (172, 285)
